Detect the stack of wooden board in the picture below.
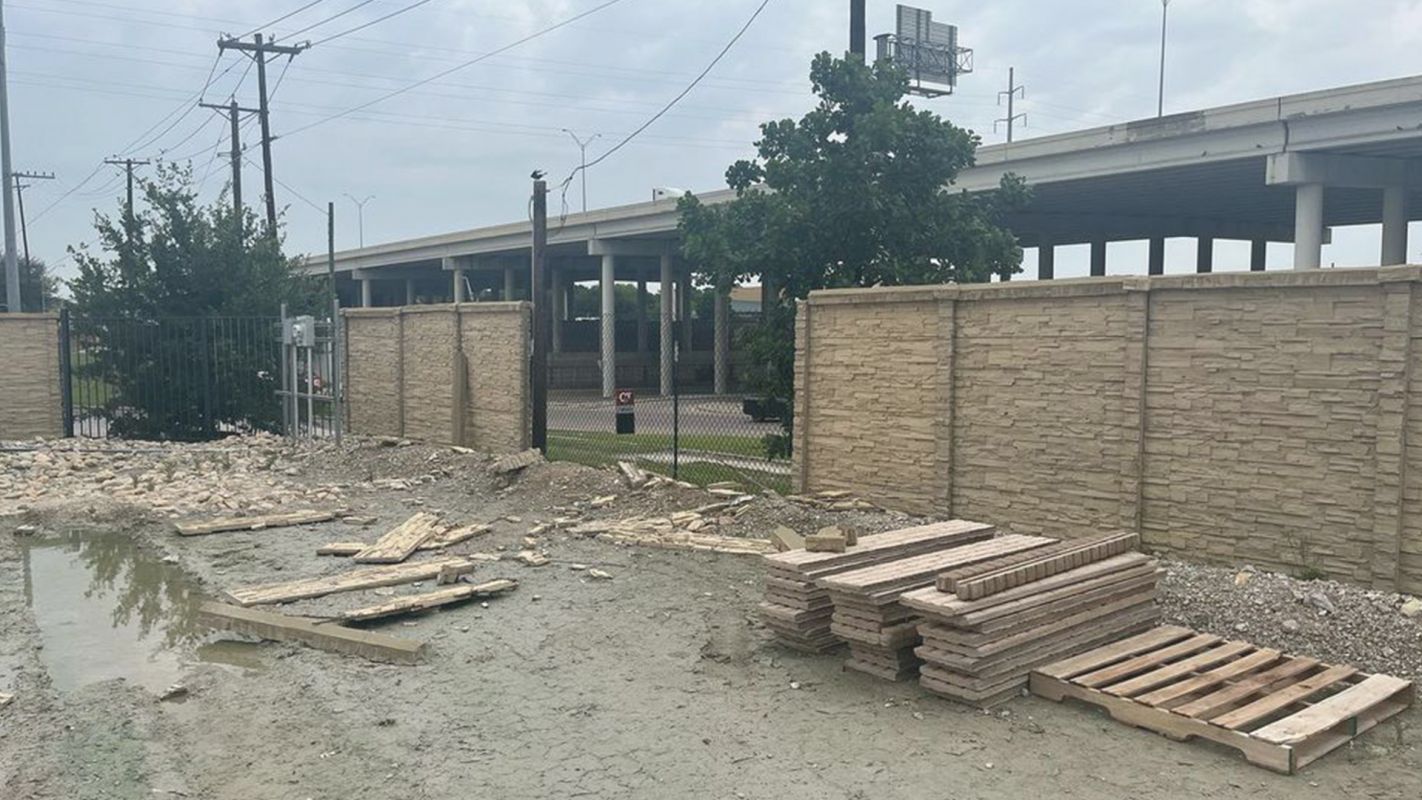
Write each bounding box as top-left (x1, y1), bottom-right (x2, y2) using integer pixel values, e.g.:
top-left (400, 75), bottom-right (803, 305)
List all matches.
top-left (1030, 626), bottom-right (1415, 774)
top-left (817, 534), bottom-right (1055, 680)
top-left (759, 520), bottom-right (997, 653)
top-left (900, 531), bottom-right (1159, 707)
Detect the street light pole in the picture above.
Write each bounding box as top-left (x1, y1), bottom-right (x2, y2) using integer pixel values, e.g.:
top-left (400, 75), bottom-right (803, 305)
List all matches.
top-left (561, 129), bottom-right (600, 213)
top-left (342, 193), bottom-right (373, 247)
top-left (1157, 0), bottom-right (1171, 118)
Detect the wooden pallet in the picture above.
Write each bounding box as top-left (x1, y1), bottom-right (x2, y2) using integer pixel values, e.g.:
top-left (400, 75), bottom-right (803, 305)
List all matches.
top-left (1030, 626), bottom-right (1414, 774)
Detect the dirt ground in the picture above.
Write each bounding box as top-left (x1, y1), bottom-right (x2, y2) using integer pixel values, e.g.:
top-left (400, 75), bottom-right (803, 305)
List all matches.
top-left (1, 437), bottom-right (1420, 799)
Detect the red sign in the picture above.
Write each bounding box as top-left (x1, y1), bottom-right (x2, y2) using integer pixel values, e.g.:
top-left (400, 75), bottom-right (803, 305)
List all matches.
top-left (615, 389), bottom-right (635, 407)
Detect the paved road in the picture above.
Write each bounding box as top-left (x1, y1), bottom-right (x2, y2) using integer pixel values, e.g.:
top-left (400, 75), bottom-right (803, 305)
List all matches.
top-left (548, 393), bottom-right (782, 438)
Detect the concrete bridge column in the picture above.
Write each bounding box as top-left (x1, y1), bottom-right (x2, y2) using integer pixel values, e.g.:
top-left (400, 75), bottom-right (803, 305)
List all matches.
top-left (1294, 184), bottom-right (1325, 270)
top-left (360, 278), bottom-right (372, 308)
top-left (659, 254), bottom-right (674, 396)
top-left (1382, 186), bottom-right (1409, 266)
top-left (1037, 242), bottom-right (1055, 280)
top-left (551, 266), bottom-right (564, 353)
top-left (1090, 240), bottom-right (1107, 276)
top-left (452, 270), bottom-right (466, 302)
top-left (1148, 237), bottom-right (1165, 275)
top-left (1196, 237), bottom-right (1214, 273)
top-left (504, 266), bottom-right (517, 300)
top-left (404, 279), bottom-right (415, 306)
top-left (636, 273), bottom-right (648, 354)
top-left (600, 255), bottom-right (616, 398)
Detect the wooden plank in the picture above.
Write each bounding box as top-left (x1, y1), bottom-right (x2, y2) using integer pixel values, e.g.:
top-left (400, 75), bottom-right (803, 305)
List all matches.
top-left (950, 564), bottom-right (1158, 628)
top-left (354, 512), bottom-right (444, 564)
top-left (1135, 648), bottom-right (1282, 708)
top-left (225, 557), bottom-right (475, 606)
top-left (901, 553), bottom-right (1153, 617)
top-left (916, 607), bottom-right (1161, 680)
top-left (175, 509), bottom-right (335, 536)
top-left (952, 532), bottom-right (1139, 600)
top-left (818, 535), bottom-right (1054, 593)
top-left (1210, 665), bottom-right (1358, 730)
top-left (1075, 634), bottom-right (1222, 689)
top-left (197, 602), bottom-right (426, 664)
top-left (936, 539), bottom-right (1082, 593)
top-left (339, 579), bottom-right (518, 623)
top-left (317, 542), bottom-right (366, 557)
top-left (1252, 675), bottom-right (1413, 744)
top-left (964, 572), bottom-right (1159, 636)
top-left (0, 692), bottom-right (12, 708)
top-left (1173, 657), bottom-right (1320, 720)
top-left (1034, 625), bottom-right (1194, 680)
top-left (919, 590), bottom-right (1157, 660)
top-left (1102, 641), bottom-right (1255, 698)
top-left (764, 520), bottom-right (995, 572)
top-left (424, 523), bottom-right (491, 549)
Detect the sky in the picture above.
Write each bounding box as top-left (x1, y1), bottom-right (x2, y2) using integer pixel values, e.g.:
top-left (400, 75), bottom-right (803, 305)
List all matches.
top-left (10, 0), bottom-right (1422, 286)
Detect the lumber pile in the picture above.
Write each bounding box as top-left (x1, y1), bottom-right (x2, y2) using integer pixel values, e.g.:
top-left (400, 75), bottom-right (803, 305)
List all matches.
top-left (819, 534), bottom-right (1055, 680)
top-left (758, 520), bottom-right (997, 654)
top-left (900, 531), bottom-right (1160, 708)
top-left (225, 557), bottom-right (476, 606)
top-left (353, 512), bottom-right (444, 563)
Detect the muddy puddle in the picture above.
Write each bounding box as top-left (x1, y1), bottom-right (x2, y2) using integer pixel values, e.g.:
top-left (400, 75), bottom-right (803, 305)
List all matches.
top-left (19, 531), bottom-right (264, 694)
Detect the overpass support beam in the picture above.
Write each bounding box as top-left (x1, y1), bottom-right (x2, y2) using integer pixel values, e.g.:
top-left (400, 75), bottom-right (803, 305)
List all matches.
top-left (659, 254), bottom-right (674, 396)
top-left (1383, 186), bottom-right (1410, 266)
top-left (713, 288), bottom-right (729, 395)
top-left (600, 255), bottom-right (616, 398)
top-left (1196, 237), bottom-right (1214, 274)
top-left (1294, 183), bottom-right (1325, 270)
top-left (452, 270), bottom-right (466, 302)
top-left (1148, 237), bottom-right (1165, 275)
top-left (504, 267), bottom-right (517, 301)
top-left (1037, 242), bottom-right (1054, 280)
top-left (1090, 240), bottom-right (1107, 277)
top-left (405, 279), bottom-right (416, 306)
top-left (636, 273), bottom-right (648, 354)
top-left (360, 278), bottom-right (373, 308)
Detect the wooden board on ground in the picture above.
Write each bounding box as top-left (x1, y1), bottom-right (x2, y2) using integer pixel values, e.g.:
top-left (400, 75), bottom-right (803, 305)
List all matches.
top-left (424, 523), bottom-right (491, 549)
top-left (338, 579), bottom-right (518, 623)
top-left (317, 542), bottom-right (366, 557)
top-left (949, 531), bottom-right (1140, 599)
top-left (198, 601), bottom-right (426, 664)
top-left (0, 692), bottom-right (12, 708)
top-left (175, 509), bottom-right (335, 537)
top-left (354, 512), bottom-right (444, 564)
top-left (1030, 626), bottom-right (1415, 774)
top-left (225, 557), bottom-right (476, 606)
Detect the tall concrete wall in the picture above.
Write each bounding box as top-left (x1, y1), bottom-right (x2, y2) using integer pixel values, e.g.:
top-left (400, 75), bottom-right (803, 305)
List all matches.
top-left (792, 268), bottom-right (1422, 593)
top-left (0, 314), bottom-right (62, 440)
top-left (344, 303), bottom-right (530, 454)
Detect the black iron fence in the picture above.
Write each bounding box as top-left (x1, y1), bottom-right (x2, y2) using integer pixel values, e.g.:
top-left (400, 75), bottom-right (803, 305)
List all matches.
top-left (545, 353), bottom-right (791, 493)
top-left (62, 311), bottom-right (283, 440)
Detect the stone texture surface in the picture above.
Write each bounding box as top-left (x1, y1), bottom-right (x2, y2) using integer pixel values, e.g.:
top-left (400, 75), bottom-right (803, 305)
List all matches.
top-left (791, 268), bottom-right (1422, 592)
top-left (344, 303), bottom-right (529, 454)
top-left (0, 314), bottom-right (62, 439)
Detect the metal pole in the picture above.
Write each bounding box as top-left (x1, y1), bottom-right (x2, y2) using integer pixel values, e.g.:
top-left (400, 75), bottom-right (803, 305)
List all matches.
top-left (1157, 0), bottom-right (1170, 118)
top-left (280, 302), bottom-right (290, 435)
top-left (672, 340), bottom-right (680, 480)
top-left (332, 295), bottom-right (343, 444)
top-left (849, 0), bottom-right (866, 60)
top-left (0, 0), bottom-right (20, 313)
top-left (343, 194), bottom-right (373, 247)
top-left (531, 178), bottom-right (549, 453)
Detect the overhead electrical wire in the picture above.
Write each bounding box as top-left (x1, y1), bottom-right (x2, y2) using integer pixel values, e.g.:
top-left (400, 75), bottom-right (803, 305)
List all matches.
top-left (278, 0), bottom-right (630, 139)
top-left (236, 0), bottom-right (327, 38)
top-left (308, 0), bottom-right (436, 47)
top-left (278, 0), bottom-right (379, 41)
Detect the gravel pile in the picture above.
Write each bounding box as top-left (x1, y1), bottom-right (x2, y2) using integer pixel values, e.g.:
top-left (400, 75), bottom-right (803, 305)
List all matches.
top-left (1159, 559), bottom-right (1422, 682)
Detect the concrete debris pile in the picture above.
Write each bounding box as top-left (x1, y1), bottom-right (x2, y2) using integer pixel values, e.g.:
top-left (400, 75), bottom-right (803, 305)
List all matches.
top-left (568, 506), bottom-right (775, 555)
top-left (784, 489), bottom-right (880, 512)
top-left (901, 531), bottom-right (1160, 707)
top-left (758, 521), bottom-right (998, 654)
top-left (0, 434), bottom-right (347, 516)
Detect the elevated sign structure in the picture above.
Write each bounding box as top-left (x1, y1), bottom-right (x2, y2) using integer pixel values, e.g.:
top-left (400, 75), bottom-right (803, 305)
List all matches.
top-left (875, 5), bottom-right (973, 97)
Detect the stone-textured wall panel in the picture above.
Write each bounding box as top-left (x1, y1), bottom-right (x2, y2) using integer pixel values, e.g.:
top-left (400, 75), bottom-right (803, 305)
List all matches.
top-left (802, 299), bottom-right (942, 514)
top-left (0, 315), bottom-right (61, 439)
top-left (952, 294), bottom-right (1131, 538)
top-left (462, 304), bottom-right (530, 454)
top-left (1141, 286), bottom-right (1383, 580)
top-left (401, 309), bottom-right (457, 444)
top-left (344, 312), bottom-right (400, 437)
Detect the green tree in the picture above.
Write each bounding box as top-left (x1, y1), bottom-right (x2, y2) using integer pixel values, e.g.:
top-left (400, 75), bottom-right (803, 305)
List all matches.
top-left (679, 52), bottom-right (1029, 451)
top-left (68, 163), bottom-right (319, 439)
top-left (0, 256), bottom-right (61, 312)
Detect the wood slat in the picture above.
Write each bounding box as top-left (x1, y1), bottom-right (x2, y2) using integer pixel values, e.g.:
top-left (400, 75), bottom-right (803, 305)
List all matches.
top-left (1211, 665), bottom-right (1358, 730)
top-left (198, 602), bottom-right (426, 664)
top-left (1075, 634), bottom-right (1222, 689)
top-left (1135, 648), bottom-right (1282, 708)
top-left (1102, 641), bottom-right (1255, 698)
top-left (764, 520), bottom-right (995, 572)
top-left (338, 579), bottom-right (517, 622)
top-left (1034, 625), bottom-right (1195, 680)
top-left (901, 553), bottom-right (1153, 616)
top-left (951, 532), bottom-right (1140, 600)
top-left (819, 535), bottom-right (1055, 593)
top-left (175, 509), bottom-right (335, 536)
top-left (1173, 657), bottom-right (1320, 720)
top-left (1252, 675), bottom-right (1414, 745)
top-left (354, 512), bottom-right (445, 564)
top-left (225, 558), bottom-right (475, 606)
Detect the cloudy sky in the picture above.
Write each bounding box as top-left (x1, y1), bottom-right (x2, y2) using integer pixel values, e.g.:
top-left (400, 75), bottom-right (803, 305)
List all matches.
top-left (10, 0), bottom-right (1422, 284)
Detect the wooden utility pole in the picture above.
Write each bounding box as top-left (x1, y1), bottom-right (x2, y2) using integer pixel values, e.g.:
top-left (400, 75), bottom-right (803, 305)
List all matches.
top-left (200, 100), bottom-right (257, 221)
top-left (530, 176), bottom-right (549, 453)
top-left (218, 34), bottom-right (306, 233)
top-left (103, 157), bottom-right (150, 253)
top-left (12, 169), bottom-right (53, 266)
top-left (0, 0), bottom-right (20, 312)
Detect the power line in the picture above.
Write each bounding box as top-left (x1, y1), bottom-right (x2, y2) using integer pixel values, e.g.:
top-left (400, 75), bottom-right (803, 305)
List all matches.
top-left (560, 0), bottom-right (772, 196)
top-left (278, 0), bottom-right (630, 139)
top-left (279, 0), bottom-right (379, 41)
top-left (238, 0), bottom-right (327, 39)
top-left (309, 0), bottom-right (436, 47)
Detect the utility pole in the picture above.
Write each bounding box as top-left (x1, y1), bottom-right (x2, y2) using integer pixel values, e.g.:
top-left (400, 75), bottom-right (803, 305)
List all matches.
top-left (849, 0), bottom-right (866, 61)
top-left (995, 67), bottom-right (1026, 143)
top-left (343, 193), bottom-right (373, 246)
top-left (561, 129), bottom-right (600, 213)
top-left (12, 170), bottom-right (53, 268)
top-left (218, 33), bottom-right (307, 234)
top-left (1, 0), bottom-right (20, 313)
top-left (104, 157), bottom-right (151, 250)
top-left (1158, 0), bottom-right (1171, 118)
top-left (530, 175), bottom-right (549, 454)
top-left (200, 100), bottom-right (257, 221)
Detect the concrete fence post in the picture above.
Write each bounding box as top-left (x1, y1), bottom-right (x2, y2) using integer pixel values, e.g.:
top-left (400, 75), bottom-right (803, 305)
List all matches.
top-left (1120, 280), bottom-right (1152, 533)
top-left (792, 299), bottom-right (811, 494)
top-left (934, 294), bottom-right (958, 516)
top-left (1369, 268), bottom-right (1416, 589)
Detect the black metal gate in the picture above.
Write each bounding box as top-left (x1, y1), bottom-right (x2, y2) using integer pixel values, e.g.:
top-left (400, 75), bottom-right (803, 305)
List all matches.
top-left (60, 310), bottom-right (283, 440)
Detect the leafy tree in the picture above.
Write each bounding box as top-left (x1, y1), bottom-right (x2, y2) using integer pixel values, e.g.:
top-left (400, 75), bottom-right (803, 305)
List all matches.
top-left (67, 163), bottom-right (320, 440)
top-left (0, 256), bottom-right (61, 312)
top-left (679, 52), bottom-right (1029, 452)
